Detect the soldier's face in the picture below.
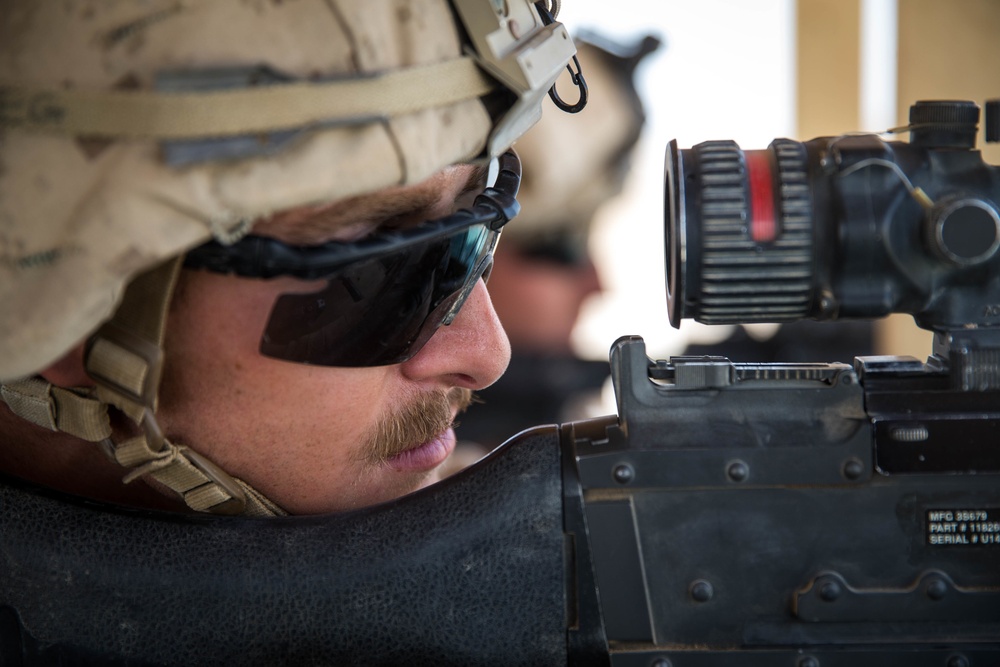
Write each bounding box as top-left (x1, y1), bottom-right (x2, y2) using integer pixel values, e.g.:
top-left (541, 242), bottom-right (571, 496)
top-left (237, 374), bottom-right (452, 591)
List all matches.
top-left (156, 166), bottom-right (511, 514)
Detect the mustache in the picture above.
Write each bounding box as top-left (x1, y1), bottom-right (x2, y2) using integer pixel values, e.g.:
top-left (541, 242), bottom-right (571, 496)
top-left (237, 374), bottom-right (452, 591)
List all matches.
top-left (363, 387), bottom-right (473, 464)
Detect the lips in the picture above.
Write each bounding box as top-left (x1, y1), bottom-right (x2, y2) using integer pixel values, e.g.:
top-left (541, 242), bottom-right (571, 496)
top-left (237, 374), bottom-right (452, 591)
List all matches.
top-left (386, 427), bottom-right (456, 472)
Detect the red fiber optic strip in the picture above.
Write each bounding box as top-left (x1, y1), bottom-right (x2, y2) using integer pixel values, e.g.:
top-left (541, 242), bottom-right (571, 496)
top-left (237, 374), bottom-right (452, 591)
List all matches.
top-left (745, 150), bottom-right (777, 243)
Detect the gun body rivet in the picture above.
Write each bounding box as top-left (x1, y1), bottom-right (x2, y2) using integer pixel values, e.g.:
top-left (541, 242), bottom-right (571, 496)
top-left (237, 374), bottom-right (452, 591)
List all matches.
top-left (926, 578), bottom-right (948, 600)
top-left (947, 655), bottom-right (970, 667)
top-left (819, 581), bottom-right (842, 602)
top-left (689, 579), bottom-right (714, 602)
top-left (842, 458), bottom-right (864, 480)
top-left (612, 464), bottom-right (634, 484)
top-left (726, 461), bottom-right (749, 482)
top-left (651, 659), bottom-right (672, 667)
top-left (798, 657), bottom-right (820, 667)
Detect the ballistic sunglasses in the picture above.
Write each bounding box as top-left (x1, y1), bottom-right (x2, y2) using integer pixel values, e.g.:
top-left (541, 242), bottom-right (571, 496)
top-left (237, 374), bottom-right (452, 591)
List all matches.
top-left (184, 151), bottom-right (521, 368)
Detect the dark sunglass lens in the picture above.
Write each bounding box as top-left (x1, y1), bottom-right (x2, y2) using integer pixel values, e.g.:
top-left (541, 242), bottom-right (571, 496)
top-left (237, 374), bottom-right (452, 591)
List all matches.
top-left (260, 224), bottom-right (493, 367)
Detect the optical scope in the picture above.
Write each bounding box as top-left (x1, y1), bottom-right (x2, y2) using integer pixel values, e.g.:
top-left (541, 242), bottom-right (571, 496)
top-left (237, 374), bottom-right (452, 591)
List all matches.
top-left (665, 100), bottom-right (1000, 339)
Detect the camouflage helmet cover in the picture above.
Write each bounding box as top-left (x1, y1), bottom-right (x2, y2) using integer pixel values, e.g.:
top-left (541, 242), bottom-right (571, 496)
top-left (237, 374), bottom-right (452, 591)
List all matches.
top-left (0, 0), bottom-right (574, 380)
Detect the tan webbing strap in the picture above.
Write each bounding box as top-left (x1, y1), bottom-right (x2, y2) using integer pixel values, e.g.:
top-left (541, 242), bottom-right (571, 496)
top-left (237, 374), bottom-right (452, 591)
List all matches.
top-left (114, 435), bottom-right (284, 516)
top-left (84, 258), bottom-right (284, 517)
top-left (0, 377), bottom-right (112, 442)
top-left (50, 386), bottom-right (112, 441)
top-left (86, 259), bottom-right (180, 420)
top-left (0, 57), bottom-right (499, 139)
top-left (1, 377), bottom-right (59, 431)
top-left (236, 478), bottom-right (289, 518)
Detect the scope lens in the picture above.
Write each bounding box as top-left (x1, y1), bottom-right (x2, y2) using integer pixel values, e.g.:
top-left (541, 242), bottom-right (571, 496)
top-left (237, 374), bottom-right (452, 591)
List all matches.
top-left (664, 138), bottom-right (815, 328)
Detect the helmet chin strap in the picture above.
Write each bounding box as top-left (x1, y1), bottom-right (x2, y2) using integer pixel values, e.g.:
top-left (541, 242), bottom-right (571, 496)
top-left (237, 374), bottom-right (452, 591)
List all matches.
top-left (1, 258), bottom-right (285, 517)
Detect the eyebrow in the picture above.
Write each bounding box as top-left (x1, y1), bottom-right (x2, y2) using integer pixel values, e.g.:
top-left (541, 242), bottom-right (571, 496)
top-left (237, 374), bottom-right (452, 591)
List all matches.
top-left (253, 163), bottom-right (491, 244)
top-left (350, 163), bottom-right (491, 230)
top-left (462, 163), bottom-right (491, 196)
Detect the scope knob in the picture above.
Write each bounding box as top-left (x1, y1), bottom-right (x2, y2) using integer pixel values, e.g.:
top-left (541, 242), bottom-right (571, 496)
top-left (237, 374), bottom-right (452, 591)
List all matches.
top-left (927, 197), bottom-right (1000, 266)
top-left (909, 100), bottom-right (980, 149)
top-left (986, 99), bottom-right (1000, 143)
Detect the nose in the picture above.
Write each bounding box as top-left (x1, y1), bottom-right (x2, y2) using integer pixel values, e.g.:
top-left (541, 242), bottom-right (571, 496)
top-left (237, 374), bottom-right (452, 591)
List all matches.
top-left (400, 279), bottom-right (510, 390)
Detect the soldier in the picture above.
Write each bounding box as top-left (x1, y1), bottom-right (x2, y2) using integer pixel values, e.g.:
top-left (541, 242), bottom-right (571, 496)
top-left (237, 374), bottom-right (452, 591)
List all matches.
top-left (0, 0), bottom-right (579, 517)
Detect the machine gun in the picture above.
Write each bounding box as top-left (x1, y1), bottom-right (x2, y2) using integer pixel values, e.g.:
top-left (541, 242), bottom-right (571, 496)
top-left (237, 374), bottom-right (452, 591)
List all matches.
top-left (577, 98), bottom-right (1000, 664)
top-left (2, 101), bottom-right (1000, 665)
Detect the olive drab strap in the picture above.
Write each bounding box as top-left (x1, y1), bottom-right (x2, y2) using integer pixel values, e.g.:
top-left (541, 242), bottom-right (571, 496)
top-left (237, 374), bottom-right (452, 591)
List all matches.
top-left (1, 258), bottom-right (285, 517)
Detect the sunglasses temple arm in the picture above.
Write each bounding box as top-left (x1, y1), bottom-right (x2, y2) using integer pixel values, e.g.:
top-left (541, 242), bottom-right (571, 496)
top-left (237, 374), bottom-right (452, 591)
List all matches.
top-left (476, 150), bottom-right (522, 231)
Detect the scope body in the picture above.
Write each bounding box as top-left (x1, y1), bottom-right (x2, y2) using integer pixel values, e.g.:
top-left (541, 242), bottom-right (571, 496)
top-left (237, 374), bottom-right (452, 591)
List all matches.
top-left (665, 126), bottom-right (1000, 332)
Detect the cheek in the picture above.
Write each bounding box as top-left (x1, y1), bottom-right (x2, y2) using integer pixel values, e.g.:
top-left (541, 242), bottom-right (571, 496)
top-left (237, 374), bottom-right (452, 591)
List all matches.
top-left (157, 272), bottom-right (387, 463)
top-left (165, 271), bottom-right (275, 367)
top-left (159, 272), bottom-right (278, 433)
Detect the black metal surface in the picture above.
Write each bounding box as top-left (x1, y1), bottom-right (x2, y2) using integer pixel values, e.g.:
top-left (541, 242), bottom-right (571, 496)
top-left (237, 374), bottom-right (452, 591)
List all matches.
top-left (607, 646), bottom-right (998, 667)
top-left (569, 337), bottom-right (1000, 664)
top-left (584, 500), bottom-right (653, 643)
top-left (794, 570), bottom-right (1000, 622)
top-left (562, 418), bottom-right (614, 666)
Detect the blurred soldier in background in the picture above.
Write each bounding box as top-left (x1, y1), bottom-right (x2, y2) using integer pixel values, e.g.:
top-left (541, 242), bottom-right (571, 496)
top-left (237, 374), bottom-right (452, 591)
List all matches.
top-left (454, 31), bottom-right (660, 453)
